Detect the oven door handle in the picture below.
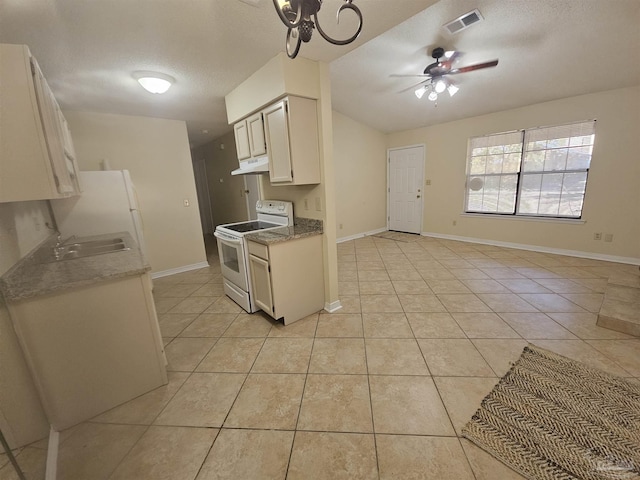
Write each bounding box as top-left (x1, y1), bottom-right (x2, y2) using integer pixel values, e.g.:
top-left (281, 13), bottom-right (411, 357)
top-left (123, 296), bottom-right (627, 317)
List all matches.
top-left (214, 231), bottom-right (243, 244)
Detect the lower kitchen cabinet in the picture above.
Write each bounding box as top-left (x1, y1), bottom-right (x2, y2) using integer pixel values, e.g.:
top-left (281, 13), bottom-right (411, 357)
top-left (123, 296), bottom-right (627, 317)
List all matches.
top-left (248, 235), bottom-right (324, 325)
top-left (7, 273), bottom-right (167, 431)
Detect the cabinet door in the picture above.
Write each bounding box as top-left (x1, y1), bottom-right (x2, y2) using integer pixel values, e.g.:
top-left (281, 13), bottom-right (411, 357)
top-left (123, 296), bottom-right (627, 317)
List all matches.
top-left (57, 109), bottom-right (81, 192)
top-left (31, 60), bottom-right (75, 195)
top-left (263, 100), bottom-right (293, 183)
top-left (247, 112), bottom-right (266, 157)
top-left (234, 120), bottom-right (251, 160)
top-left (249, 254), bottom-right (274, 316)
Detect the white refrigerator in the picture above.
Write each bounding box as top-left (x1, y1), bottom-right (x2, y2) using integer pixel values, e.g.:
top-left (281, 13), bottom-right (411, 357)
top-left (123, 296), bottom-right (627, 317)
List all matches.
top-left (50, 170), bottom-right (148, 261)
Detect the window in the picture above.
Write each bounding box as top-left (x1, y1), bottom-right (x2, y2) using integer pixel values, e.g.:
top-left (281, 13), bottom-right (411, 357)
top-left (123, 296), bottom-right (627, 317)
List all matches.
top-left (465, 120), bottom-right (595, 219)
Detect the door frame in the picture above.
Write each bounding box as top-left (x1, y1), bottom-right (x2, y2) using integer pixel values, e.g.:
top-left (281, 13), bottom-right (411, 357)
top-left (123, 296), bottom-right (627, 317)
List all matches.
top-left (192, 157), bottom-right (215, 235)
top-left (243, 175), bottom-right (263, 221)
top-left (387, 144), bottom-right (426, 234)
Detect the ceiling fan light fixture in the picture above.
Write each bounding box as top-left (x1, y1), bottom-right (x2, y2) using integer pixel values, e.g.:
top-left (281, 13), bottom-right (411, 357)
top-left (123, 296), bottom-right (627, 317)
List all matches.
top-left (434, 78), bottom-right (447, 93)
top-left (447, 83), bottom-right (459, 97)
top-left (428, 91), bottom-right (438, 102)
top-left (415, 86), bottom-right (427, 99)
top-left (133, 71), bottom-right (175, 94)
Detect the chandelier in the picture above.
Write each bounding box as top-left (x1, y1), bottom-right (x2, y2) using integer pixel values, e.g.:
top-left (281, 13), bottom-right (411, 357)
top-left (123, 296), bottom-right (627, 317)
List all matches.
top-left (273, 0), bottom-right (363, 59)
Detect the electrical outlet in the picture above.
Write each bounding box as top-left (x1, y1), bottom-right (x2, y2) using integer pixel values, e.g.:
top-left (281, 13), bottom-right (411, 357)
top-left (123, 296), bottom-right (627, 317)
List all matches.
top-left (315, 197), bottom-right (322, 211)
top-left (604, 233), bottom-right (613, 242)
top-left (426, 179), bottom-right (432, 186)
top-left (593, 232), bottom-right (602, 240)
top-left (452, 220), bottom-right (457, 226)
top-left (339, 223), bottom-right (343, 230)
top-left (183, 199), bottom-right (190, 207)
top-left (304, 199), bottom-right (309, 210)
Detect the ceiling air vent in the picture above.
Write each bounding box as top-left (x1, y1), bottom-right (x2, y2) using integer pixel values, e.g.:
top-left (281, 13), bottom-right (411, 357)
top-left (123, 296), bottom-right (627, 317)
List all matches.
top-left (443, 9), bottom-right (483, 35)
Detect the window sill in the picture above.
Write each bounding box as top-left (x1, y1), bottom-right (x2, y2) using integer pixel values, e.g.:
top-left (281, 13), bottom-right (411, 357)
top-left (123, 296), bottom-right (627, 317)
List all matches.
top-left (460, 213), bottom-right (586, 225)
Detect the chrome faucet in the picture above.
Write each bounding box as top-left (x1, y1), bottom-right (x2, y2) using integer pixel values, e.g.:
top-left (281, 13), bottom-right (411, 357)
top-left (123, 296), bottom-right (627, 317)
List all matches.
top-left (53, 239), bottom-right (66, 260)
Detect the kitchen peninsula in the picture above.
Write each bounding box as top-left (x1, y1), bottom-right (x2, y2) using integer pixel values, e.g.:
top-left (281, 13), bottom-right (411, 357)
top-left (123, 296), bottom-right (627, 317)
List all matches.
top-left (0, 232), bottom-right (167, 431)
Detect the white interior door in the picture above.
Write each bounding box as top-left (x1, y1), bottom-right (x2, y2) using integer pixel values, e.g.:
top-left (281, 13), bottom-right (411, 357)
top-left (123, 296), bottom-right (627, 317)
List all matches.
top-left (388, 146), bottom-right (424, 234)
top-left (244, 175), bottom-right (262, 221)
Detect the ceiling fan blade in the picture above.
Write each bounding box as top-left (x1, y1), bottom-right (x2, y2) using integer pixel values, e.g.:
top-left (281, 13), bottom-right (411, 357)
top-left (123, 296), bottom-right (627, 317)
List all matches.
top-left (446, 50), bottom-right (462, 62)
top-left (390, 74), bottom-right (431, 78)
top-left (439, 50), bottom-right (461, 70)
top-left (449, 59), bottom-right (498, 75)
top-left (397, 79), bottom-right (429, 94)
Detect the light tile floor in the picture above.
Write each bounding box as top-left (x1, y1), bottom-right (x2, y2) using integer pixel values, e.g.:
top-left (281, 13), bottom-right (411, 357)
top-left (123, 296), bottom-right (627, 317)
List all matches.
top-left (3, 232), bottom-right (640, 480)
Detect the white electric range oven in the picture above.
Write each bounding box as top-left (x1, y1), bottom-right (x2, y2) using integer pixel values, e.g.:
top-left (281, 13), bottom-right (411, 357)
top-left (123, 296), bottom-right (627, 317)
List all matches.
top-left (214, 200), bottom-right (293, 312)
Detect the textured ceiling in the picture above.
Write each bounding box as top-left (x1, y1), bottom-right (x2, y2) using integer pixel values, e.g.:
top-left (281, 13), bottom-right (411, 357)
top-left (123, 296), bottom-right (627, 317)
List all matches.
top-left (331, 0), bottom-right (640, 134)
top-left (0, 0), bottom-right (435, 147)
top-left (1, 0), bottom-right (639, 149)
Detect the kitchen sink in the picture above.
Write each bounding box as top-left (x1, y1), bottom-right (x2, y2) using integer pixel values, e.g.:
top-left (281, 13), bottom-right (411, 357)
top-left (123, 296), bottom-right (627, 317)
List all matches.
top-left (52, 237), bottom-right (130, 261)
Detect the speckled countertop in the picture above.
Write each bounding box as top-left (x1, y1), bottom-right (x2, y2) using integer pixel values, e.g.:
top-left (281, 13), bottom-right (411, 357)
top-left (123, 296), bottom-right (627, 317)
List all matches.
top-left (245, 218), bottom-right (323, 245)
top-left (0, 232), bottom-right (150, 301)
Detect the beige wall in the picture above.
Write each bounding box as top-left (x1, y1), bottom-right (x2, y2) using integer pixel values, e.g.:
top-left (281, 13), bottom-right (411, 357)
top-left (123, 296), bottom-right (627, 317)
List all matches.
top-left (64, 111), bottom-right (208, 274)
top-left (192, 131), bottom-right (249, 228)
top-left (226, 53), bottom-right (320, 124)
top-left (387, 86), bottom-right (640, 262)
top-left (332, 111), bottom-right (388, 240)
top-left (226, 56), bottom-right (340, 308)
top-left (0, 201), bottom-right (51, 448)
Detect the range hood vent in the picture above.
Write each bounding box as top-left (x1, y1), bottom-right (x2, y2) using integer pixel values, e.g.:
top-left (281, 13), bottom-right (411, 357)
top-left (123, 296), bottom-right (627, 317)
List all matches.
top-left (231, 156), bottom-right (269, 175)
top-left (443, 9), bottom-right (483, 35)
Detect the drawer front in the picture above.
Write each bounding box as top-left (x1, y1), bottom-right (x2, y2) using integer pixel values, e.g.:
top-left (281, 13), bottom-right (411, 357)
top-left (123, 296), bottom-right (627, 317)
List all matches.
top-left (248, 241), bottom-right (269, 260)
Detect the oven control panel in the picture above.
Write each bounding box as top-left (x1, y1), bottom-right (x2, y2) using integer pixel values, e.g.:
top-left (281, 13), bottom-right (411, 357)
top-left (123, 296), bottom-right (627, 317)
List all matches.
top-left (256, 200), bottom-right (294, 220)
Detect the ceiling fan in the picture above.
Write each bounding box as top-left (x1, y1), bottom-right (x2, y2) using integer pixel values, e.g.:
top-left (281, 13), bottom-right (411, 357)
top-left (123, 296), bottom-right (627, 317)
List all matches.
top-left (392, 47), bottom-right (499, 101)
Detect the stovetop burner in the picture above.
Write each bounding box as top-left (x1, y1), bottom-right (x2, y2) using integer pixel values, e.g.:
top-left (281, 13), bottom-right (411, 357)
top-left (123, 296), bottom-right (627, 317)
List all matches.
top-left (223, 221), bottom-right (282, 233)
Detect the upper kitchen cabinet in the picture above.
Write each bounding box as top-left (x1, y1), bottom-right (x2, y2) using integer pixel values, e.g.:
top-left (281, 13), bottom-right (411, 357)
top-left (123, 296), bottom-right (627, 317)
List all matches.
top-left (233, 111), bottom-right (266, 161)
top-left (0, 44), bottom-right (80, 202)
top-left (263, 96), bottom-right (320, 185)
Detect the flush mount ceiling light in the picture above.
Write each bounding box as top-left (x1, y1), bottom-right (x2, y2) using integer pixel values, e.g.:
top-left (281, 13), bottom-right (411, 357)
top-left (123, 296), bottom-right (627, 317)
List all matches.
top-left (273, 0), bottom-right (363, 59)
top-left (133, 71), bottom-right (175, 94)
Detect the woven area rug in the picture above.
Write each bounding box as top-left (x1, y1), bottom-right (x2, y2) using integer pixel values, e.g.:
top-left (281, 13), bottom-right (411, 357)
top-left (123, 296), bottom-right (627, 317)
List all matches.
top-left (462, 345), bottom-right (640, 480)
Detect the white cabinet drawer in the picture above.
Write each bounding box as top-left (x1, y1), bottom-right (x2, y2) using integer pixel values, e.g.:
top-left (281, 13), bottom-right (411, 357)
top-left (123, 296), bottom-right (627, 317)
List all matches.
top-left (248, 240), bottom-right (269, 260)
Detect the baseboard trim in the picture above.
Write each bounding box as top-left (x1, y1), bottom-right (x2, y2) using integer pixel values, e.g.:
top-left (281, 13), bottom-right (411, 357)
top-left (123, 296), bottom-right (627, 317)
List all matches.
top-left (45, 427), bottom-right (59, 480)
top-left (337, 227), bottom-right (387, 244)
top-left (324, 300), bottom-right (343, 313)
top-left (421, 232), bottom-right (640, 266)
top-left (151, 261), bottom-right (210, 279)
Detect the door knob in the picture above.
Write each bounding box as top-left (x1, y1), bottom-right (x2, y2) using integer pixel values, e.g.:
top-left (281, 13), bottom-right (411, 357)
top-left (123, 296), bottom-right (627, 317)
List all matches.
top-left (417, 195), bottom-right (421, 198)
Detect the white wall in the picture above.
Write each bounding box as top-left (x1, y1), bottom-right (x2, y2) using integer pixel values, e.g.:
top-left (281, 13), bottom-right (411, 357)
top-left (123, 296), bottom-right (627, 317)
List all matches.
top-left (332, 111), bottom-right (388, 239)
top-left (64, 111), bottom-right (208, 274)
top-left (0, 201), bottom-right (51, 448)
top-left (387, 86), bottom-right (640, 262)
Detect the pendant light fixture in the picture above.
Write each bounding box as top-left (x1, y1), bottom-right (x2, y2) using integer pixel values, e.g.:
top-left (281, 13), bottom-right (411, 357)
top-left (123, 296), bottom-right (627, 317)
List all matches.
top-left (273, 0), bottom-right (363, 59)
